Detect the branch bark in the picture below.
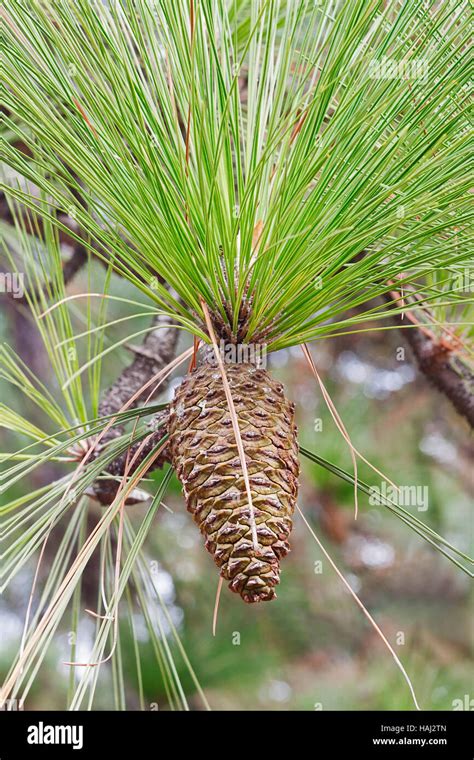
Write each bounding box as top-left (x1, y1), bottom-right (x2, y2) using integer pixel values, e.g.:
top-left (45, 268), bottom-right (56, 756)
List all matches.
top-left (91, 410), bottom-right (170, 505)
top-left (387, 297), bottom-right (474, 428)
top-left (91, 312), bottom-right (179, 504)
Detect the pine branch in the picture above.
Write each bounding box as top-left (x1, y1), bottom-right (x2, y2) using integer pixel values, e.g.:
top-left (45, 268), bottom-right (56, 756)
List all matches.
top-left (92, 312), bottom-right (179, 504)
top-left (98, 313), bottom-right (179, 420)
top-left (402, 325), bottom-right (474, 428)
top-left (90, 410), bottom-right (170, 505)
top-left (387, 297), bottom-right (474, 428)
top-left (2, 184), bottom-right (179, 504)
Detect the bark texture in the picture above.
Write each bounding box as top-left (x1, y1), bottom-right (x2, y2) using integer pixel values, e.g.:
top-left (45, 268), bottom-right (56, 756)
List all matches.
top-left (386, 295), bottom-right (474, 429)
top-left (92, 313), bottom-right (179, 504)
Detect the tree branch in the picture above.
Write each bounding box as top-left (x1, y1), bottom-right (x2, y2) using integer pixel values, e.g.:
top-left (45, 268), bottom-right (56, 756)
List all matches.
top-left (98, 312), bottom-right (179, 419)
top-left (91, 312), bottom-right (179, 504)
top-left (387, 296), bottom-right (474, 428)
top-left (90, 410), bottom-right (170, 505)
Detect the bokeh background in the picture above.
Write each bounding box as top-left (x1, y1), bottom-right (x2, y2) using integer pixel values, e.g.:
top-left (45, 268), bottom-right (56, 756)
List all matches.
top-left (1, 264), bottom-right (472, 711)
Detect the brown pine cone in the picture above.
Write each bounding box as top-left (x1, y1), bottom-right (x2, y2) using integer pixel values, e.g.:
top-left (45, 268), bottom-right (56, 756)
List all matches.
top-left (169, 354), bottom-right (299, 602)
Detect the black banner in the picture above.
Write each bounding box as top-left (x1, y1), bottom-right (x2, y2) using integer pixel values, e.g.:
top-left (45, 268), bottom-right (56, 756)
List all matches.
top-left (0, 709), bottom-right (471, 757)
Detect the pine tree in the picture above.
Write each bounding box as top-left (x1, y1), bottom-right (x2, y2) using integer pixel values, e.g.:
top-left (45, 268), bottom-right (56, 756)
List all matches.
top-left (1, 0), bottom-right (472, 709)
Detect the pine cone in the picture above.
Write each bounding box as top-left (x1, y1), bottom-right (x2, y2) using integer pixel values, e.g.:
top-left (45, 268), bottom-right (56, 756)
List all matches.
top-left (169, 356), bottom-right (299, 602)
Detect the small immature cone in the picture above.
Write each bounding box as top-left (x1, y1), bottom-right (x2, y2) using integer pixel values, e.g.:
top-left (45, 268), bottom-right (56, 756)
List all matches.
top-left (168, 353), bottom-right (299, 602)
